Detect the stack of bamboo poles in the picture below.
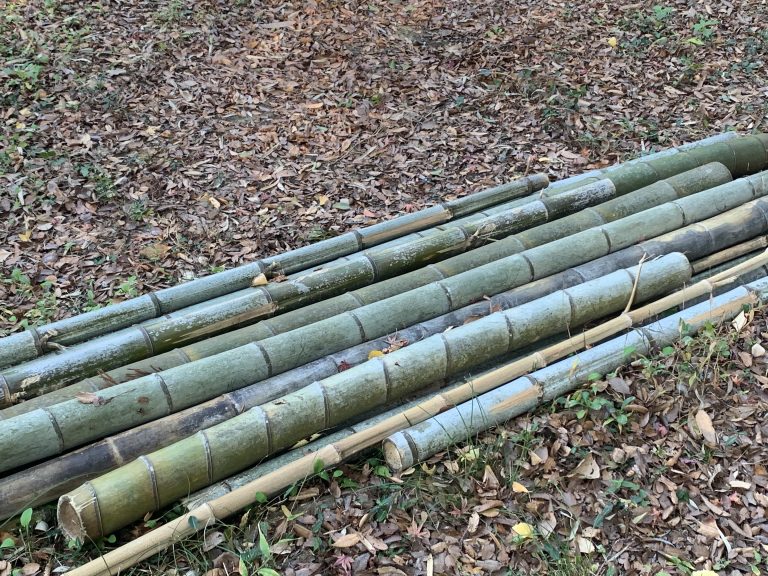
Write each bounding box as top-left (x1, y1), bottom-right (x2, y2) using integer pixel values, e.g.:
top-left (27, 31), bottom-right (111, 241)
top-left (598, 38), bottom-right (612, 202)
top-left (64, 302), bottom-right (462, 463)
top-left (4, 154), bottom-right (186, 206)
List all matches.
top-left (2, 132), bottom-right (768, 576)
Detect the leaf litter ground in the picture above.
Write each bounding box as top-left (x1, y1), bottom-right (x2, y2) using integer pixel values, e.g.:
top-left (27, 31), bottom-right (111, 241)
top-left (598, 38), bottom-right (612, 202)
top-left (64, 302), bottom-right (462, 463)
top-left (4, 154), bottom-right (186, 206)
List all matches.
top-left (1, 0), bottom-right (767, 574)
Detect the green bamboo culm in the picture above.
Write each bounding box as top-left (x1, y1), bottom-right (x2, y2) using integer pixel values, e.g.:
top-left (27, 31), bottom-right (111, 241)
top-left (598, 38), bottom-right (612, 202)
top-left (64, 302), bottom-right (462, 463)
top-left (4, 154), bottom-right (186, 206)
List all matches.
top-left (0, 179), bottom-right (612, 402)
top-left (382, 273), bottom-right (768, 471)
top-left (6, 192), bottom-right (768, 516)
top-left (0, 174), bottom-right (550, 371)
top-left (3, 133), bottom-right (764, 374)
top-left (1, 169), bottom-right (765, 473)
top-left (0, 245), bottom-right (679, 516)
top-left (0, 162), bottom-right (734, 406)
top-left (57, 253), bottom-right (692, 539)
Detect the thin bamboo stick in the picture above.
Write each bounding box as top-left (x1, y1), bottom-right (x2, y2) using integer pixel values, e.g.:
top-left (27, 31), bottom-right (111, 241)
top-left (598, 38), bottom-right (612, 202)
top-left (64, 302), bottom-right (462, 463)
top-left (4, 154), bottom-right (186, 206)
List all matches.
top-left (691, 236), bottom-right (768, 273)
top-left (0, 163), bottom-right (734, 404)
top-left (60, 252), bottom-right (768, 576)
top-left (2, 170), bottom-right (766, 471)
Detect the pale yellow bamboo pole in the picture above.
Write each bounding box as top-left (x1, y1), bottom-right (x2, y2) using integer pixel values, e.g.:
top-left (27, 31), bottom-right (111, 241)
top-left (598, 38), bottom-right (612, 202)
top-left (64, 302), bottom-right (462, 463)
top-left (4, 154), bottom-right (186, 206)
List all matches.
top-left (64, 249), bottom-right (768, 576)
top-left (691, 235), bottom-right (768, 273)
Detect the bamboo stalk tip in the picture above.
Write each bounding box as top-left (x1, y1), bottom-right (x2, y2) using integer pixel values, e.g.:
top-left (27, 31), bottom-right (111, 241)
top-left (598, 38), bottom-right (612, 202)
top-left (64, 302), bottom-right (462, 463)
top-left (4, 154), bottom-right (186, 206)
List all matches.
top-left (57, 496), bottom-right (86, 541)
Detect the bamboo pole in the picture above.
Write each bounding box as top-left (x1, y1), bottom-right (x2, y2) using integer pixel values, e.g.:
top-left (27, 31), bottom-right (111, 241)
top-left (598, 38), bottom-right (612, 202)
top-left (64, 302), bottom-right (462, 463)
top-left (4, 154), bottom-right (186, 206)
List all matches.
top-left (4, 133), bottom-right (765, 373)
top-left (383, 270), bottom-right (768, 470)
top-left (0, 180), bottom-right (615, 399)
top-left (193, 252), bottom-right (768, 502)
top-left (60, 253), bottom-right (768, 576)
top-left (0, 163), bottom-right (734, 404)
top-left (0, 174), bottom-right (550, 370)
top-left (2, 170), bottom-right (766, 471)
top-left (8, 198), bottom-right (768, 516)
top-left (56, 254), bottom-right (691, 538)
top-left (691, 236), bottom-right (768, 273)
top-left (0, 249), bottom-right (680, 517)
top-left (0, 246), bottom-right (654, 423)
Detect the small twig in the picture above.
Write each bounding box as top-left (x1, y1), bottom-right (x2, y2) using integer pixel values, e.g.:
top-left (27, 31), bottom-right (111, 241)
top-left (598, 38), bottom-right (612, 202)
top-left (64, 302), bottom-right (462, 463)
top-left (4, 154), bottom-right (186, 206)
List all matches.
top-left (622, 253), bottom-right (648, 314)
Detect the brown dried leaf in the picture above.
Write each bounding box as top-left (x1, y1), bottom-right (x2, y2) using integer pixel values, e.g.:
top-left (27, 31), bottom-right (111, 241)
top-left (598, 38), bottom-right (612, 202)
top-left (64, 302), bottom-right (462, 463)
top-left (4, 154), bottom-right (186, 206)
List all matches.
top-left (568, 454), bottom-right (600, 479)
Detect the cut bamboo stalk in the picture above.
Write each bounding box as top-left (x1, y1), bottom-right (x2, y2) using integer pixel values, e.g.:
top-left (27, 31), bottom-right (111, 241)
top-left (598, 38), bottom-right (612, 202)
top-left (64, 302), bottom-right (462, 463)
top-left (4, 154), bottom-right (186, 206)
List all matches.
top-left (383, 271), bottom-right (768, 470)
top-left (0, 250), bottom-right (679, 517)
top-left (184, 245), bottom-right (768, 506)
top-left (3, 170), bottom-right (767, 471)
top-left (5, 133), bottom-right (765, 374)
top-left (59, 255), bottom-right (768, 576)
top-left (0, 174), bottom-right (550, 371)
top-left (0, 180), bottom-right (615, 398)
top-left (0, 163), bottom-right (734, 404)
top-left (55, 254), bottom-right (692, 538)
top-left (181, 393), bottom-right (440, 510)
top-left (8, 198), bottom-right (768, 516)
top-left (0, 248), bottom-right (656, 422)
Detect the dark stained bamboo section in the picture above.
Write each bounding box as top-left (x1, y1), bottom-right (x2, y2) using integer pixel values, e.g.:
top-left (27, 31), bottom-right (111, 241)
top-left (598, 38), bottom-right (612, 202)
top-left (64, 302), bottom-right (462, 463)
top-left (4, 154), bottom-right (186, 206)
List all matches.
top-left (0, 162), bottom-right (733, 406)
top-left (0, 174), bottom-right (550, 371)
top-left (56, 254), bottom-right (692, 538)
top-left (2, 169), bottom-right (767, 473)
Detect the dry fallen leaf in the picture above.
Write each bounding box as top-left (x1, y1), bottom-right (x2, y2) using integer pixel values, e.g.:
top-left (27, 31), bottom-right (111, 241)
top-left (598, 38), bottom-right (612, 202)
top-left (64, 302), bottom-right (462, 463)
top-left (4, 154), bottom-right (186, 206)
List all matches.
top-left (576, 536), bottom-right (595, 553)
top-left (607, 376), bottom-right (631, 395)
top-left (251, 273), bottom-right (268, 287)
top-left (695, 409), bottom-right (717, 445)
top-left (569, 454), bottom-right (600, 479)
top-left (732, 311), bottom-right (747, 331)
top-left (332, 532), bottom-right (361, 548)
top-left (203, 531), bottom-right (226, 552)
top-left (75, 392), bottom-right (111, 406)
top-left (512, 522), bottom-right (534, 539)
top-left (512, 481), bottom-right (529, 493)
top-left (21, 564), bottom-right (40, 576)
top-left (467, 511), bottom-right (480, 534)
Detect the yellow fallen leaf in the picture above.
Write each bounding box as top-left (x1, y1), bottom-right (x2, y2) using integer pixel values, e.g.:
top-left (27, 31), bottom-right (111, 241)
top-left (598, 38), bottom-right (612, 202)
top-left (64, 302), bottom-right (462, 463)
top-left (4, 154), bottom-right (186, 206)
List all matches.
top-left (691, 571), bottom-right (719, 576)
top-left (251, 273), bottom-right (268, 287)
top-left (695, 409), bottom-right (717, 445)
top-left (368, 350), bottom-right (385, 359)
top-left (512, 481), bottom-right (529, 493)
top-left (332, 532), bottom-right (361, 548)
top-left (512, 522), bottom-right (534, 539)
top-left (18, 229), bottom-right (32, 242)
top-left (317, 194), bottom-right (330, 206)
top-left (607, 36), bottom-right (618, 48)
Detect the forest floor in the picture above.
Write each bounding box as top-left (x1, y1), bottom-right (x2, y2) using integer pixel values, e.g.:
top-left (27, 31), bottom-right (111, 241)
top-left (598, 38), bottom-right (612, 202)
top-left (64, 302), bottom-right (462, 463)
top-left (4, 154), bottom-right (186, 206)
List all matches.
top-left (1, 0), bottom-right (768, 574)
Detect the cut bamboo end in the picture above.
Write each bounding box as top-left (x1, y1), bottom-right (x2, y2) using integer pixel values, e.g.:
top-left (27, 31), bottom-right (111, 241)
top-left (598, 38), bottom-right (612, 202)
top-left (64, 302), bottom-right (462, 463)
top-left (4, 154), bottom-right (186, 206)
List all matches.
top-left (57, 485), bottom-right (97, 541)
top-left (382, 438), bottom-right (407, 471)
